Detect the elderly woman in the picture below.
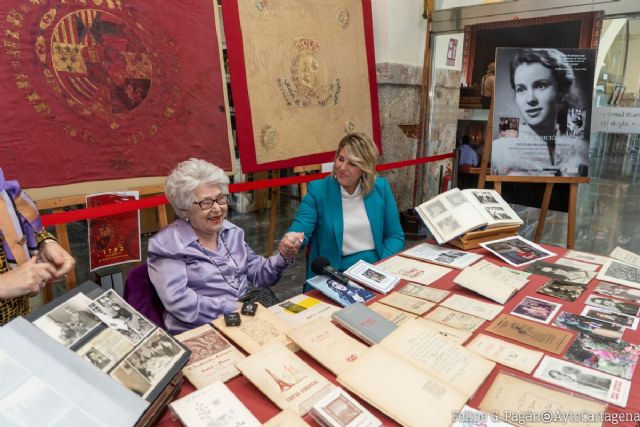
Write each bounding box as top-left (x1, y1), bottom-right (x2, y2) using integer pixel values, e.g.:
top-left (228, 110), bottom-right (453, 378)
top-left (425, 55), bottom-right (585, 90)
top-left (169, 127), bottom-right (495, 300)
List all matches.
top-left (148, 158), bottom-right (300, 334)
top-left (491, 48), bottom-right (589, 177)
top-left (287, 133), bottom-right (404, 291)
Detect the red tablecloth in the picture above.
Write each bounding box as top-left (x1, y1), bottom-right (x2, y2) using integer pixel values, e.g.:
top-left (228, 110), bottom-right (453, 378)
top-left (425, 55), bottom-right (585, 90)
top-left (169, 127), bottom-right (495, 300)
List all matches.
top-left (157, 243), bottom-right (640, 426)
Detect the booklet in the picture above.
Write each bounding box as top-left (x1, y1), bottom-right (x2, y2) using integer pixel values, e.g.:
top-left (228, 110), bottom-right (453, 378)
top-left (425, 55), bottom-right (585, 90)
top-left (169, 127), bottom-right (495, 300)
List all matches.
top-left (399, 243), bottom-right (483, 270)
top-left (414, 188), bottom-right (522, 244)
top-left (344, 260), bottom-right (400, 294)
top-left (268, 294), bottom-right (339, 328)
top-left (310, 386), bottom-right (382, 427)
top-left (306, 275), bottom-right (374, 307)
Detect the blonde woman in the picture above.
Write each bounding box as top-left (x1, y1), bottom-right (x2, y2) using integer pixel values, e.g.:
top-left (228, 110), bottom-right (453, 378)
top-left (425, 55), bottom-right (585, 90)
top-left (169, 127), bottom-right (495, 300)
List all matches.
top-left (288, 133), bottom-right (404, 290)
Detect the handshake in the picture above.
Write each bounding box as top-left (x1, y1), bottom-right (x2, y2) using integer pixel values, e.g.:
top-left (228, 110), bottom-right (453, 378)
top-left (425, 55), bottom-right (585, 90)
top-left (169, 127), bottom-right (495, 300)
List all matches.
top-left (278, 232), bottom-right (305, 261)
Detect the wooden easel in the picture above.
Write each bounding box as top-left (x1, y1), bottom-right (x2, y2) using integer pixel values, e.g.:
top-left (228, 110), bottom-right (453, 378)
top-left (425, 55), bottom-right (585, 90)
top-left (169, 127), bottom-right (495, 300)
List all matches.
top-left (477, 97), bottom-right (589, 249)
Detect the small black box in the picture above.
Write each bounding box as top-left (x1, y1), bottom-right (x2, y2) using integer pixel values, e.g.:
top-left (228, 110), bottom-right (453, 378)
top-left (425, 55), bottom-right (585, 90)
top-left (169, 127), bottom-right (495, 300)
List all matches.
top-left (241, 301), bottom-right (258, 316)
top-left (224, 312), bottom-right (241, 327)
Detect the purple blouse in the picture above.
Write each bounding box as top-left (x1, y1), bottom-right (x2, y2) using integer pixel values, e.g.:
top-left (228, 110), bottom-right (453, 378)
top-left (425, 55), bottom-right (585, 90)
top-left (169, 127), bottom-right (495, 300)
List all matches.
top-left (147, 219), bottom-right (287, 334)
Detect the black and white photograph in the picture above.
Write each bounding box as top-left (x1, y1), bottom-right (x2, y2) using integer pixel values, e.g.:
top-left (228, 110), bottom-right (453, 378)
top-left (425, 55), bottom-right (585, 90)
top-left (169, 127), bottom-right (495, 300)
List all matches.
top-left (425, 200), bottom-right (446, 217)
top-left (485, 206), bottom-right (512, 221)
top-left (445, 191), bottom-right (467, 207)
top-left (123, 329), bottom-right (184, 386)
top-left (511, 296), bottom-right (561, 324)
top-left (585, 295), bottom-right (640, 317)
top-left (471, 190), bottom-right (498, 204)
top-left (524, 260), bottom-right (594, 284)
top-left (481, 236), bottom-right (554, 267)
top-left (33, 294), bottom-right (101, 348)
top-left (437, 216), bottom-right (460, 236)
top-left (76, 328), bottom-right (135, 373)
top-left (596, 259), bottom-right (640, 289)
top-left (491, 47), bottom-right (596, 177)
top-left (363, 268), bottom-right (385, 283)
top-left (83, 348), bottom-right (111, 370)
top-left (537, 280), bottom-right (588, 302)
top-left (533, 356), bottom-right (630, 407)
top-left (89, 289), bottom-right (155, 344)
top-left (110, 360), bottom-right (153, 398)
top-left (581, 307), bottom-right (640, 331)
top-left (594, 282), bottom-right (640, 305)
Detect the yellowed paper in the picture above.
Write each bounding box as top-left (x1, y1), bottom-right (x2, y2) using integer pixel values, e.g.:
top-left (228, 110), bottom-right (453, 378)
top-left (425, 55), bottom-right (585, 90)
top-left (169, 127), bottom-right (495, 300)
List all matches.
top-left (262, 408), bottom-right (311, 427)
top-left (398, 282), bottom-right (450, 303)
top-left (378, 292), bottom-right (436, 316)
top-left (416, 318), bottom-right (473, 345)
top-left (466, 334), bottom-right (543, 374)
top-left (380, 318), bottom-right (495, 397)
top-left (479, 372), bottom-right (606, 427)
top-left (425, 306), bottom-right (485, 332)
top-left (235, 343), bottom-right (332, 416)
top-left (440, 294), bottom-right (504, 321)
top-left (368, 301), bottom-right (416, 325)
top-left (376, 256), bottom-right (451, 286)
top-left (338, 346), bottom-right (467, 427)
top-left (287, 318), bottom-right (368, 375)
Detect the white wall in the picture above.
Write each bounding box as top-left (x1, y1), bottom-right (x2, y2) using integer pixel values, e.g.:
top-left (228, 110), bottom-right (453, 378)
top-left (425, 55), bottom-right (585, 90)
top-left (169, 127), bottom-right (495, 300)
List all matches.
top-left (372, 0), bottom-right (427, 66)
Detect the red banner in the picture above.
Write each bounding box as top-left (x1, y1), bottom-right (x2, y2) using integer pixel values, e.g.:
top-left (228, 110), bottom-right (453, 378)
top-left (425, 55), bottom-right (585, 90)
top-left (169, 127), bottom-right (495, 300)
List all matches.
top-left (0, 0), bottom-right (233, 188)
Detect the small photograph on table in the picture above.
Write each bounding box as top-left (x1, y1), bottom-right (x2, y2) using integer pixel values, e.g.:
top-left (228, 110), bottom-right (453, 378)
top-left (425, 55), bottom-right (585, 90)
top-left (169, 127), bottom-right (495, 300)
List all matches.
top-left (584, 295), bottom-right (640, 317)
top-left (524, 261), bottom-right (595, 285)
top-left (480, 236), bottom-right (555, 267)
top-left (537, 280), bottom-right (588, 302)
top-left (564, 332), bottom-right (640, 380)
top-left (554, 311), bottom-right (624, 342)
top-left (593, 281), bottom-right (640, 305)
top-left (511, 296), bottom-right (561, 324)
top-left (580, 306), bottom-right (639, 330)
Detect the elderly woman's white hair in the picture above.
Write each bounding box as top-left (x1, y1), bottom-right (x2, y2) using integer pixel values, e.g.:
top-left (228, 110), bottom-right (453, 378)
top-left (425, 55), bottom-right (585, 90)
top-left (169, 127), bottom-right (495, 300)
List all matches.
top-left (165, 158), bottom-right (229, 219)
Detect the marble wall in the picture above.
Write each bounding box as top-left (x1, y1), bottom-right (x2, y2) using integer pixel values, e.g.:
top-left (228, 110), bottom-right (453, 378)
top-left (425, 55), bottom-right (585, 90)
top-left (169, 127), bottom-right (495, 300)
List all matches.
top-left (376, 62), bottom-right (461, 210)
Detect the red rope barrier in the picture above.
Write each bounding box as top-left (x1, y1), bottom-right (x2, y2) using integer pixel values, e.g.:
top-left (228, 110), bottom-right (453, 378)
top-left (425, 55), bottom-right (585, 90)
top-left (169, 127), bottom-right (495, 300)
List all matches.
top-left (40, 152), bottom-right (454, 226)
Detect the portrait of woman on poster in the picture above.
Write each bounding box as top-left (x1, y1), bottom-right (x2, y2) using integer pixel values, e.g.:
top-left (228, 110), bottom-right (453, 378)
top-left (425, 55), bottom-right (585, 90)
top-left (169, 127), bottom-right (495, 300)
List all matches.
top-left (491, 48), bottom-right (591, 177)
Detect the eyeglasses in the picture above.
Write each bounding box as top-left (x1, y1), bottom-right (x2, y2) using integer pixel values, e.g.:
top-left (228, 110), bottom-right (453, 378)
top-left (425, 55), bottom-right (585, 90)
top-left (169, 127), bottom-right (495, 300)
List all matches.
top-left (193, 194), bottom-right (229, 210)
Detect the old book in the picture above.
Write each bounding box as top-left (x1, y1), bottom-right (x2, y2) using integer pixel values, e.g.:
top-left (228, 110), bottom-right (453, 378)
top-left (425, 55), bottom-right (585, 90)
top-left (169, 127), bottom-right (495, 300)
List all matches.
top-left (414, 188), bottom-right (522, 244)
top-left (377, 292), bottom-right (435, 316)
top-left (485, 314), bottom-right (573, 354)
top-left (262, 409), bottom-right (310, 426)
top-left (375, 255), bottom-right (451, 286)
top-left (344, 260), bottom-right (400, 294)
top-left (268, 294), bottom-right (339, 328)
top-left (473, 260), bottom-right (529, 289)
top-left (0, 317), bottom-right (148, 427)
top-left (479, 372), bottom-right (606, 427)
top-left (331, 303), bottom-right (398, 345)
top-left (533, 355), bottom-right (631, 407)
top-left (379, 318), bottom-right (495, 398)
top-left (367, 302), bottom-right (416, 325)
top-left (400, 242), bottom-right (483, 270)
top-left (440, 294), bottom-right (503, 321)
top-left (169, 381), bottom-right (260, 427)
top-left (424, 306), bottom-right (485, 332)
top-left (451, 405), bottom-right (514, 427)
top-left (310, 386), bottom-right (382, 427)
top-left (212, 302), bottom-right (297, 354)
top-left (397, 282), bottom-right (449, 303)
top-left (466, 334), bottom-right (544, 374)
top-left (337, 345), bottom-right (467, 427)
top-left (287, 318), bottom-right (368, 375)
top-left (175, 324), bottom-right (244, 389)
top-left (235, 343), bottom-right (332, 416)
top-left (564, 249), bottom-right (610, 265)
top-left (556, 257), bottom-right (600, 272)
top-left (452, 266), bottom-right (518, 304)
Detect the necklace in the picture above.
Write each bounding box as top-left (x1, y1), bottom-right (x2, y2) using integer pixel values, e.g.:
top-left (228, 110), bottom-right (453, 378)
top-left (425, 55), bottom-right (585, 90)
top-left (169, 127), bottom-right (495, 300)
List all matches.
top-left (197, 235), bottom-right (242, 290)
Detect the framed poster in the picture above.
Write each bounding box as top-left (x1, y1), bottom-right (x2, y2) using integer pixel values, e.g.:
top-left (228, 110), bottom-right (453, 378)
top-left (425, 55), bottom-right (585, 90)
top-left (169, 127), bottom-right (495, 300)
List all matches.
top-left (222, 0), bottom-right (381, 172)
top-left (0, 0), bottom-right (233, 188)
top-left (491, 47), bottom-right (596, 177)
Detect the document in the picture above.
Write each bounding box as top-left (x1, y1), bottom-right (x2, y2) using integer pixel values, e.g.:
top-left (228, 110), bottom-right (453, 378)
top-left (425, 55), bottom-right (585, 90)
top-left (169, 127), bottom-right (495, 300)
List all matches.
top-left (440, 294), bottom-right (503, 321)
top-left (378, 292), bottom-right (435, 316)
top-left (466, 334), bottom-right (543, 374)
top-left (397, 282), bottom-right (450, 303)
top-left (425, 307), bottom-right (485, 332)
top-left (400, 242), bottom-right (483, 270)
top-left (376, 256), bottom-right (451, 286)
top-left (485, 314), bottom-right (573, 354)
top-left (367, 302), bottom-right (416, 325)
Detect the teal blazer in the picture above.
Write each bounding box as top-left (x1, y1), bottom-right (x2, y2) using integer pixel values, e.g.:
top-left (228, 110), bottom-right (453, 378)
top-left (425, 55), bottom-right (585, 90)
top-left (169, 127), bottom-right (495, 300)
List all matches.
top-left (288, 176), bottom-right (405, 288)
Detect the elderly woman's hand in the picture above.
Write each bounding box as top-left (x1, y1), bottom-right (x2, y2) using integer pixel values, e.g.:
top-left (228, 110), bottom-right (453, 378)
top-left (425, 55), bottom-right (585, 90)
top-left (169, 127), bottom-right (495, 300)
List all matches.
top-left (278, 232), bottom-right (303, 261)
top-left (38, 240), bottom-right (76, 278)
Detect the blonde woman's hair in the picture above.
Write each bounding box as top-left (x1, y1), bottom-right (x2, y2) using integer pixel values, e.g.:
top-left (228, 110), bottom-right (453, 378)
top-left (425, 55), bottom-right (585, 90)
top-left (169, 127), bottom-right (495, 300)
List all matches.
top-left (334, 133), bottom-right (379, 196)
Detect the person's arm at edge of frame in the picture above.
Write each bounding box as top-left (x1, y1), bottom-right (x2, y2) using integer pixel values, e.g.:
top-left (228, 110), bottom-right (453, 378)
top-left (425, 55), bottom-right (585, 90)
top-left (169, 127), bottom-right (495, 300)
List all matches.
top-left (379, 177), bottom-right (405, 258)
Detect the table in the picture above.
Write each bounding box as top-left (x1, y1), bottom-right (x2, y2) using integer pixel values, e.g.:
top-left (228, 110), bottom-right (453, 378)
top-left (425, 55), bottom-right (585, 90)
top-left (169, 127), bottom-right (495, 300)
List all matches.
top-left (157, 243), bottom-right (640, 426)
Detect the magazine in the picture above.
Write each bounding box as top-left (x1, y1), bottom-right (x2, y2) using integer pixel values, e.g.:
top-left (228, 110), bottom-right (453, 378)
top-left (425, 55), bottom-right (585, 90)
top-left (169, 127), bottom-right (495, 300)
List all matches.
top-left (480, 235), bottom-right (555, 267)
top-left (399, 243), bottom-right (483, 270)
top-left (414, 188), bottom-right (522, 244)
top-left (306, 275), bottom-right (374, 307)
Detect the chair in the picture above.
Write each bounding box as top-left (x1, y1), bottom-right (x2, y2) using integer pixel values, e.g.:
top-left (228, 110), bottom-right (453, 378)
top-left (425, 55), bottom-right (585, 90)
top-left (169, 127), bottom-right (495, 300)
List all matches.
top-left (123, 262), bottom-right (166, 330)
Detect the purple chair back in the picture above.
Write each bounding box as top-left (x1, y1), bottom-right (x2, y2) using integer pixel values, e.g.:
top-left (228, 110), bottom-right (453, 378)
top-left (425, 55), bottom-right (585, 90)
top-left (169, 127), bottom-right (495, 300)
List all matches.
top-left (124, 262), bottom-right (166, 329)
